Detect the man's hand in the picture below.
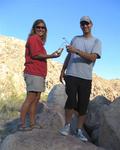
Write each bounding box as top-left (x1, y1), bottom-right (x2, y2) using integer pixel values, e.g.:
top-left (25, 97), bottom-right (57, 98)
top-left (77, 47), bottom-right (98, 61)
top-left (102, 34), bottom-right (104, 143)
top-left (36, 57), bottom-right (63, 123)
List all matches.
top-left (59, 70), bottom-right (65, 84)
top-left (66, 45), bottom-right (76, 53)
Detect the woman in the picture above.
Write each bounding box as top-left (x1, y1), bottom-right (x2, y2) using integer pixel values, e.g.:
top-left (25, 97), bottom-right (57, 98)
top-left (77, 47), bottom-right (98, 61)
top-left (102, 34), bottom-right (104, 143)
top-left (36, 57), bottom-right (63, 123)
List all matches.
top-left (19, 19), bottom-right (61, 131)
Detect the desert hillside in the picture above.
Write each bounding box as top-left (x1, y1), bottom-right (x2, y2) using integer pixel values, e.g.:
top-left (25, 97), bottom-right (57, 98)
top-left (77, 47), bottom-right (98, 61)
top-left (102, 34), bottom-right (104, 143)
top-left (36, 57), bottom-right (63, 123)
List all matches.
top-left (0, 35), bottom-right (120, 101)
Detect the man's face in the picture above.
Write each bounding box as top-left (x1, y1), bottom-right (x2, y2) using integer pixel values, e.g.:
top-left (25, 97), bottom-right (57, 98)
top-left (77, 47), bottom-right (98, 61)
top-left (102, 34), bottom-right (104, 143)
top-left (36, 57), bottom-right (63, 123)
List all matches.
top-left (80, 21), bottom-right (92, 34)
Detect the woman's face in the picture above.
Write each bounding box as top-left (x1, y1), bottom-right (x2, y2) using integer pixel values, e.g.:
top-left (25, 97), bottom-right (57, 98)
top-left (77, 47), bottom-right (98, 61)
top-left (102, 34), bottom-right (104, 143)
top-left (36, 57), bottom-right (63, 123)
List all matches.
top-left (35, 22), bottom-right (46, 37)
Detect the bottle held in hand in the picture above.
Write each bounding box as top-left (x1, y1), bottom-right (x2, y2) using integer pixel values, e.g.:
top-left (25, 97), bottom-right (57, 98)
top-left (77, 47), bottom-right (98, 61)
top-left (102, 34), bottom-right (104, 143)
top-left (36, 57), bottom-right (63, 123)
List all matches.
top-left (56, 48), bottom-right (64, 54)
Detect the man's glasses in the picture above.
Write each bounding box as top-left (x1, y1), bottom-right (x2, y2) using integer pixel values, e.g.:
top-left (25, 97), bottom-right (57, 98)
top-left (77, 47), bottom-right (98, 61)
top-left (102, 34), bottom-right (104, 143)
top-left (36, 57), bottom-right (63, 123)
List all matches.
top-left (80, 21), bottom-right (89, 26)
top-left (35, 26), bottom-right (46, 29)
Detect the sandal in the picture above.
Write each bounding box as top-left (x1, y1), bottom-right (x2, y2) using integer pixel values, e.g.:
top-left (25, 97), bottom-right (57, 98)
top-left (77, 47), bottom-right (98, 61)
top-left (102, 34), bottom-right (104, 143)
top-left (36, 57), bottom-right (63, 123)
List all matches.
top-left (18, 126), bottom-right (32, 131)
top-left (30, 124), bottom-right (40, 129)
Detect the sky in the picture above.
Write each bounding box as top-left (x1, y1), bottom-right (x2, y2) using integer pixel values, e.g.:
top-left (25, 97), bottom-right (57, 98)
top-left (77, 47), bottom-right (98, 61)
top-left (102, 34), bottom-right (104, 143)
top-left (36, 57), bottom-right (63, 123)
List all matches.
top-left (0, 0), bottom-right (120, 80)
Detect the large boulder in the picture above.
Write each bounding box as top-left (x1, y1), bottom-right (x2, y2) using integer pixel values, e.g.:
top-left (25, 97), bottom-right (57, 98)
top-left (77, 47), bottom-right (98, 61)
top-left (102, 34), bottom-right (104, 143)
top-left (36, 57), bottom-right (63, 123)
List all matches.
top-left (0, 129), bottom-right (105, 150)
top-left (85, 96), bottom-right (111, 144)
top-left (0, 102), bottom-right (105, 150)
top-left (36, 107), bottom-right (65, 130)
top-left (47, 84), bottom-right (67, 107)
top-left (86, 96), bottom-right (111, 129)
top-left (98, 97), bottom-right (120, 150)
top-left (47, 84), bottom-right (67, 117)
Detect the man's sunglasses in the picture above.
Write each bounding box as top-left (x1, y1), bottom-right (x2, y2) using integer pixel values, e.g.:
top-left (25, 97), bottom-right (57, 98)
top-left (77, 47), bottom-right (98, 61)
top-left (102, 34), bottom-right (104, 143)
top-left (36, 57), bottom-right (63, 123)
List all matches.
top-left (35, 26), bottom-right (46, 29)
top-left (80, 21), bottom-right (90, 26)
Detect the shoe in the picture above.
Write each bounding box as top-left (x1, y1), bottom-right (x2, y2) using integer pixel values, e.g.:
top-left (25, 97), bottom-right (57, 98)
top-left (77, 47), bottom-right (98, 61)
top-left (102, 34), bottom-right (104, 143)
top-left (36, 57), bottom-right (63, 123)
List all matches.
top-left (76, 129), bottom-right (88, 142)
top-left (59, 124), bottom-right (70, 136)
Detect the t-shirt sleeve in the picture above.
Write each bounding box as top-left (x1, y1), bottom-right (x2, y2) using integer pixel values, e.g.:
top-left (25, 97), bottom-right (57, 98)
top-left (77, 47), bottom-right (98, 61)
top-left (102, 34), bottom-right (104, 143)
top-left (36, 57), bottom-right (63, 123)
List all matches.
top-left (92, 39), bottom-right (102, 59)
top-left (28, 35), bottom-right (45, 57)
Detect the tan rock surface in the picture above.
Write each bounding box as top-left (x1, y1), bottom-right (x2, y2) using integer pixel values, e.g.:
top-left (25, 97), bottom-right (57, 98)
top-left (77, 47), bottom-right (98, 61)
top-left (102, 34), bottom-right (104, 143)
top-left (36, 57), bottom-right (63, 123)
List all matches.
top-left (0, 35), bottom-right (120, 101)
top-left (0, 129), bottom-right (105, 150)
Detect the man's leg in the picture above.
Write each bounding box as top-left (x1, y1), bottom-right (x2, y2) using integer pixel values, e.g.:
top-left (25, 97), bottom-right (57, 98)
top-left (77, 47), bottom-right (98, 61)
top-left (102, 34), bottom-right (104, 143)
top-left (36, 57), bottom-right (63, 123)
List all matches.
top-left (59, 76), bottom-right (77, 135)
top-left (76, 79), bottom-right (92, 141)
top-left (65, 109), bottom-right (74, 124)
top-left (77, 114), bottom-right (86, 129)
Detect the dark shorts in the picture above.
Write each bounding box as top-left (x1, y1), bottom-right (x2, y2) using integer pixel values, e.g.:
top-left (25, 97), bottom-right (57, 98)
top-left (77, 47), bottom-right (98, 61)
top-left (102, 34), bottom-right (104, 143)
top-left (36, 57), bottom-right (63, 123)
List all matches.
top-left (64, 75), bottom-right (92, 115)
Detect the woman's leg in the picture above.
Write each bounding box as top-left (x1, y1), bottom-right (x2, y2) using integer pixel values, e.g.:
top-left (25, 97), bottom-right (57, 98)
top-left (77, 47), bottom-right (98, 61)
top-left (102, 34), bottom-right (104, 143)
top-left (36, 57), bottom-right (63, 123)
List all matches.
top-left (29, 92), bottom-right (41, 126)
top-left (20, 92), bottom-right (37, 127)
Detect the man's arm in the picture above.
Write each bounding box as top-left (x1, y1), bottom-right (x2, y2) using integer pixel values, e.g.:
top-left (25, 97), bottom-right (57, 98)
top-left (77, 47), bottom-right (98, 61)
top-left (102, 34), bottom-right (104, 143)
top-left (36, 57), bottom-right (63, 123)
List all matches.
top-left (75, 49), bottom-right (97, 62)
top-left (66, 45), bottom-right (97, 62)
top-left (60, 53), bottom-right (71, 83)
top-left (61, 53), bottom-right (71, 72)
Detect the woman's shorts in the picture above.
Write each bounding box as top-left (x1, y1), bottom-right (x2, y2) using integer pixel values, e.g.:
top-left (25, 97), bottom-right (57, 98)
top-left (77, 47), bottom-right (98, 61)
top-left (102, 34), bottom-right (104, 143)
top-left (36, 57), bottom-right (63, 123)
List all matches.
top-left (24, 74), bottom-right (45, 92)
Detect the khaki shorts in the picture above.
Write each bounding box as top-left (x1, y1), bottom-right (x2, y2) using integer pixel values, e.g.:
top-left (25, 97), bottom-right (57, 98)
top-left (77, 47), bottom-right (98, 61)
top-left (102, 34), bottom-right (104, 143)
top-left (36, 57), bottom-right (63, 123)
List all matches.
top-left (24, 74), bottom-right (45, 92)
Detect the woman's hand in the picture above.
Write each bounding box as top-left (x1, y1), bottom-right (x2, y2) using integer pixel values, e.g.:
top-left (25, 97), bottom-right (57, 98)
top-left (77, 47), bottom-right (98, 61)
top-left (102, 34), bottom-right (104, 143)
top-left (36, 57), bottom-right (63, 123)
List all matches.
top-left (50, 48), bottom-right (63, 58)
top-left (51, 51), bottom-right (60, 58)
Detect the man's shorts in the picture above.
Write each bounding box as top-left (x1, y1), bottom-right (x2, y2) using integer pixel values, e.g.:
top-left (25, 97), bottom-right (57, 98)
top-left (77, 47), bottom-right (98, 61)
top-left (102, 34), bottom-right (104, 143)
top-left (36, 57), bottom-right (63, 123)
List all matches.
top-left (64, 75), bottom-right (92, 115)
top-left (24, 74), bottom-right (45, 92)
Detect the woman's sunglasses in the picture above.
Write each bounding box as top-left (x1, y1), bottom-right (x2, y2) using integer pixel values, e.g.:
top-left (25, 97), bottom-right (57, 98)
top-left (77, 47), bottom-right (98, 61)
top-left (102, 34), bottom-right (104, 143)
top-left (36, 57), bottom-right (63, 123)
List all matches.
top-left (35, 26), bottom-right (46, 29)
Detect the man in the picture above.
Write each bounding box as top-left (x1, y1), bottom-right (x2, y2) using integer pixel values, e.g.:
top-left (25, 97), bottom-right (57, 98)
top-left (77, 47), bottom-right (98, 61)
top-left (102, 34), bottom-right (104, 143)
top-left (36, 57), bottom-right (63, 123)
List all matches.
top-left (59, 16), bottom-right (101, 142)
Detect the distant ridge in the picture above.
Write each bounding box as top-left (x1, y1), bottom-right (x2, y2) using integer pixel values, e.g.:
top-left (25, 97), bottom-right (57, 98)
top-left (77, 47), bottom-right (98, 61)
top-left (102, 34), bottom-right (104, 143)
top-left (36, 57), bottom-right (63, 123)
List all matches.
top-left (0, 35), bottom-right (120, 101)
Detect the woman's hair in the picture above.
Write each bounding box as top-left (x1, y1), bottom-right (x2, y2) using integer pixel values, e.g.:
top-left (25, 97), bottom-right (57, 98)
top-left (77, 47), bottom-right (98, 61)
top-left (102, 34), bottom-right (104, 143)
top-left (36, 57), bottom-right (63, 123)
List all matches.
top-left (29, 19), bottom-right (47, 43)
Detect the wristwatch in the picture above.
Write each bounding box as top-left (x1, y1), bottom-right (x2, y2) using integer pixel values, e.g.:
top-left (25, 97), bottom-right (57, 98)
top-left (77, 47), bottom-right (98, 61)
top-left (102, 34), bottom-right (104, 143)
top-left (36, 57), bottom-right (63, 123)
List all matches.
top-left (75, 50), bottom-right (79, 55)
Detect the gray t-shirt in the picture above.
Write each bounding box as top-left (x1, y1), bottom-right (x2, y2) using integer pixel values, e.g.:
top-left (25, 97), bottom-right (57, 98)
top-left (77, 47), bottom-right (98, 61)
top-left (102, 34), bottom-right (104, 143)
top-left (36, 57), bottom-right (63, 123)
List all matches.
top-left (66, 36), bottom-right (102, 80)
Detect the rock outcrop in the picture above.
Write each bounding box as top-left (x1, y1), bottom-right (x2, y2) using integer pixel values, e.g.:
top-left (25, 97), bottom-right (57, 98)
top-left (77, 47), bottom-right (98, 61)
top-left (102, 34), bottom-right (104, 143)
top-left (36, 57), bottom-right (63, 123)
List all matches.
top-left (1, 84), bottom-right (120, 150)
top-left (98, 97), bottom-right (120, 150)
top-left (0, 130), bottom-right (104, 150)
top-left (0, 35), bottom-right (120, 101)
top-left (0, 103), bottom-right (105, 150)
top-left (47, 85), bottom-right (120, 150)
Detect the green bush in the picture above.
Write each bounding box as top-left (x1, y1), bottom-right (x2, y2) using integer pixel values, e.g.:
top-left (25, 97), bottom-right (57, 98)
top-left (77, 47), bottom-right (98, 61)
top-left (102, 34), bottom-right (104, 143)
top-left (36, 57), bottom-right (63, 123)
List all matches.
top-left (0, 93), bottom-right (48, 121)
top-left (0, 94), bottom-right (25, 120)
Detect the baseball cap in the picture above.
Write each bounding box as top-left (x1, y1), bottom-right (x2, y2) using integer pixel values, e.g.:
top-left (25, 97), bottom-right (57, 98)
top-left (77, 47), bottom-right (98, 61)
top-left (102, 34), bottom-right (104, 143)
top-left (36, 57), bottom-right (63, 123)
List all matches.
top-left (80, 16), bottom-right (92, 23)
